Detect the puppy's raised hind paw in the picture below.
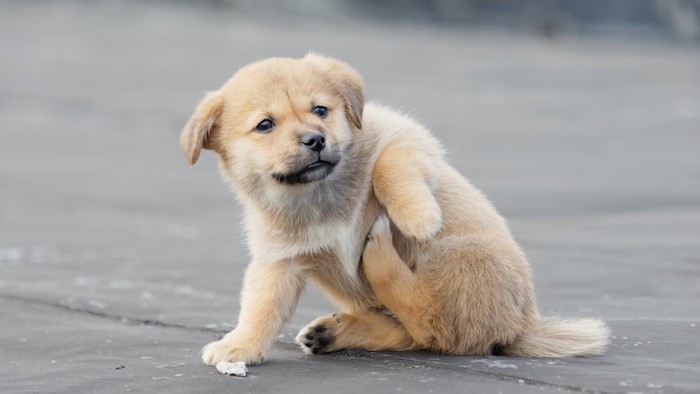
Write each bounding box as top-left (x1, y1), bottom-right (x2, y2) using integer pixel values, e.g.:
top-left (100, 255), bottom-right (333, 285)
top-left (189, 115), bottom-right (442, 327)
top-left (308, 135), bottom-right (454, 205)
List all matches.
top-left (363, 213), bottom-right (396, 264)
top-left (367, 213), bottom-right (392, 242)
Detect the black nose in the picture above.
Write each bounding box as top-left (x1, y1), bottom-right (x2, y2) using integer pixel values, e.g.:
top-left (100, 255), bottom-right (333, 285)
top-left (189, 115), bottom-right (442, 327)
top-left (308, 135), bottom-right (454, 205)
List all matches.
top-left (301, 132), bottom-right (326, 152)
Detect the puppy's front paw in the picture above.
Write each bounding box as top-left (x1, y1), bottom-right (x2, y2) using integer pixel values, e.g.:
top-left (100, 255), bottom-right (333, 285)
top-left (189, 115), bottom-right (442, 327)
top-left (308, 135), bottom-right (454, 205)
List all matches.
top-left (387, 199), bottom-right (441, 241)
top-left (201, 339), bottom-right (265, 366)
top-left (295, 313), bottom-right (344, 355)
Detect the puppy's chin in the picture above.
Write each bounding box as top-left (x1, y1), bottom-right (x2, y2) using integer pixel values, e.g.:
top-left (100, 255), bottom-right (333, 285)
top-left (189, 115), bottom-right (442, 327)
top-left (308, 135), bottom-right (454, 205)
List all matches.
top-left (272, 160), bottom-right (338, 185)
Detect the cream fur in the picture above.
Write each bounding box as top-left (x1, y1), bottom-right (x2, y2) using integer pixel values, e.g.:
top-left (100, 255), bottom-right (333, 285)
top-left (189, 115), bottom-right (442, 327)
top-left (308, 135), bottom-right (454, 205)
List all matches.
top-left (180, 54), bottom-right (610, 367)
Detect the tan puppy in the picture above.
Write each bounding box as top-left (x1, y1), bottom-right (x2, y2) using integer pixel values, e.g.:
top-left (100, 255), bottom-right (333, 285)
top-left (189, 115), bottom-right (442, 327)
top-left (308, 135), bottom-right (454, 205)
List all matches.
top-left (180, 54), bottom-right (609, 367)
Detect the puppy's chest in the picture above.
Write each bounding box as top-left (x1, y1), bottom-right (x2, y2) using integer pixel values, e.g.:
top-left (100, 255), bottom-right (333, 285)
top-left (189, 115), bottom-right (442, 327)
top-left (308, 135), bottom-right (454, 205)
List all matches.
top-left (251, 217), bottom-right (362, 272)
top-left (294, 197), bottom-right (382, 281)
top-left (299, 221), bottom-right (365, 281)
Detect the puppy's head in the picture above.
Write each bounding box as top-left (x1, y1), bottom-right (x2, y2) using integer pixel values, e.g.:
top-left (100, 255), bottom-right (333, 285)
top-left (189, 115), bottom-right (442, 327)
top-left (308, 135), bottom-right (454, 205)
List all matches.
top-left (180, 54), bottom-right (364, 194)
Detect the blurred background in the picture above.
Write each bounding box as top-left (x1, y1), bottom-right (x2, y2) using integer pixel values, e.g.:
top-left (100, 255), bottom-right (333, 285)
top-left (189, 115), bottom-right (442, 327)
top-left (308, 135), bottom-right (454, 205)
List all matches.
top-left (49, 0), bottom-right (700, 40)
top-left (1, 0), bottom-right (699, 335)
top-left (1, 1), bottom-right (699, 391)
top-left (201, 0), bottom-right (700, 40)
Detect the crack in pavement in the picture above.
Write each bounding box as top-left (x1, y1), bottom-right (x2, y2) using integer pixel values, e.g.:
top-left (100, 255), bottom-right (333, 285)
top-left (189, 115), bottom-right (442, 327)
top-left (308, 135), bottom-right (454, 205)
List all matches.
top-left (0, 293), bottom-right (617, 394)
top-left (0, 292), bottom-right (220, 334)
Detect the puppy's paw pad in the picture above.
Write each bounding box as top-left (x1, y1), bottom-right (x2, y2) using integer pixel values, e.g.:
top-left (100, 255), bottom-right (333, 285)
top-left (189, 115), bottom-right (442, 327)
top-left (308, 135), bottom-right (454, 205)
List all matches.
top-left (295, 315), bottom-right (343, 355)
top-left (296, 324), bottom-right (335, 355)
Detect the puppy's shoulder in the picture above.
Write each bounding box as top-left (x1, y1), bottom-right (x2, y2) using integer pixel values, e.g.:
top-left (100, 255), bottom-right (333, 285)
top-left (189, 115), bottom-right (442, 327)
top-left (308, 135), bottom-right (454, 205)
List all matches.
top-left (362, 101), bottom-right (444, 158)
top-left (362, 102), bottom-right (421, 139)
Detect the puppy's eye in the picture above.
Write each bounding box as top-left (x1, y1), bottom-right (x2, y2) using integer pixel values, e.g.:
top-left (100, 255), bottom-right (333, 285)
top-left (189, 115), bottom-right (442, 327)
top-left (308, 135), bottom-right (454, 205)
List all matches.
top-left (312, 106), bottom-right (328, 119)
top-left (255, 119), bottom-right (275, 133)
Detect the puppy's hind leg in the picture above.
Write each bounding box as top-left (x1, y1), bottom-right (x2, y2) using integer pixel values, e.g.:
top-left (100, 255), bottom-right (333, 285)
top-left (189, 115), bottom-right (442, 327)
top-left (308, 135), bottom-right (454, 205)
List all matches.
top-left (295, 311), bottom-right (416, 355)
top-left (362, 214), bottom-right (437, 349)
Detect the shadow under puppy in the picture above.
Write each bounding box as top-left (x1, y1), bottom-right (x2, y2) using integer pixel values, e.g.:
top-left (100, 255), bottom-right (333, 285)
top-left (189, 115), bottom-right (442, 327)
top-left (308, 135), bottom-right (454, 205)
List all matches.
top-left (180, 54), bottom-right (610, 368)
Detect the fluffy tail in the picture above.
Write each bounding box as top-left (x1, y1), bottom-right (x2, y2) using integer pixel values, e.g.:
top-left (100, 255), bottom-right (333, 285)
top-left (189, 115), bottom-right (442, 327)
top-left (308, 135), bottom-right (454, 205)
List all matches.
top-left (504, 317), bottom-right (610, 357)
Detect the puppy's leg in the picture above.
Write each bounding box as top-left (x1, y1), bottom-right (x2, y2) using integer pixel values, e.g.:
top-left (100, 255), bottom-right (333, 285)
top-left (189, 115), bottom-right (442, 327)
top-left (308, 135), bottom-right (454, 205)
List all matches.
top-left (201, 260), bottom-right (305, 365)
top-left (362, 214), bottom-right (437, 348)
top-left (373, 140), bottom-right (441, 241)
top-left (295, 310), bottom-right (416, 354)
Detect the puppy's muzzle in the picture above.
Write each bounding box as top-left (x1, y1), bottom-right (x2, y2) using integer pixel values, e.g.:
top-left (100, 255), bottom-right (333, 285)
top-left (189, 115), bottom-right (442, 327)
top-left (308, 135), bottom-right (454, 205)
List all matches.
top-left (301, 132), bottom-right (326, 152)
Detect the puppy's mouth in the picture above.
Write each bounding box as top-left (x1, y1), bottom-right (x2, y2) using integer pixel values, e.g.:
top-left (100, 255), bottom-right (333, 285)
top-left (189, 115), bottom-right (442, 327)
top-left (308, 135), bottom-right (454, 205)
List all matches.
top-left (272, 159), bottom-right (339, 185)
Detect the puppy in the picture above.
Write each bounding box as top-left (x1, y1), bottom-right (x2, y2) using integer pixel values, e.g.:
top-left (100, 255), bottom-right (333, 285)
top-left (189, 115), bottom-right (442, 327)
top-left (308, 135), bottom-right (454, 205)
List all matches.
top-left (180, 54), bottom-right (609, 367)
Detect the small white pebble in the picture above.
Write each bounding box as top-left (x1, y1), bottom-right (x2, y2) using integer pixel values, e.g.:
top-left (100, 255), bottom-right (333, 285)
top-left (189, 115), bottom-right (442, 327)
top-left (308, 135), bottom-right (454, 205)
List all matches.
top-left (215, 361), bottom-right (247, 377)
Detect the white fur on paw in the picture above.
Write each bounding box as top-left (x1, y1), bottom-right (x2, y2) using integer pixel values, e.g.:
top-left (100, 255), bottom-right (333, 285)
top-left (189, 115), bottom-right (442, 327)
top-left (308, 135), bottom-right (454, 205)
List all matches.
top-left (295, 326), bottom-right (315, 355)
top-left (426, 215), bottom-right (442, 238)
top-left (370, 213), bottom-right (392, 238)
top-left (215, 361), bottom-right (248, 377)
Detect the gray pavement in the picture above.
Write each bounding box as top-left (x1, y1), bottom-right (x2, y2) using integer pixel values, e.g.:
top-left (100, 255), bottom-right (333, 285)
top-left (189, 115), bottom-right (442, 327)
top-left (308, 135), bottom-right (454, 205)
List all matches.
top-left (1, 2), bottom-right (700, 393)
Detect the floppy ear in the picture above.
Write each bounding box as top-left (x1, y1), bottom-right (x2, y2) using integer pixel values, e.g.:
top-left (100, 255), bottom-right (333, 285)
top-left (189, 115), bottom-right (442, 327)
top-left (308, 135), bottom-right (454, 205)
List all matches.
top-left (304, 53), bottom-right (365, 130)
top-left (180, 90), bottom-right (225, 166)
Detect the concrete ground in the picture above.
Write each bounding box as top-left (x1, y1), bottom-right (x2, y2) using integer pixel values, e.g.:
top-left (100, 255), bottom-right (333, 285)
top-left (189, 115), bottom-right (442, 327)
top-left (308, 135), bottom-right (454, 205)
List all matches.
top-left (1, 2), bottom-right (699, 393)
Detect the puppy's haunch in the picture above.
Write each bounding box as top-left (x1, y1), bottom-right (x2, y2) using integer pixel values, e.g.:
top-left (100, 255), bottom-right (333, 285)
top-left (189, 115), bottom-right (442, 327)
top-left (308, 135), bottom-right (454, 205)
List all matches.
top-left (181, 54), bottom-right (610, 370)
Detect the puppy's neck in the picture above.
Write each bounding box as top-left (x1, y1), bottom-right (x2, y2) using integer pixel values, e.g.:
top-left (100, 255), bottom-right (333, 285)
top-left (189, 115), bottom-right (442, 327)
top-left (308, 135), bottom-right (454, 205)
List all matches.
top-left (247, 165), bottom-right (368, 233)
top-left (241, 178), bottom-right (372, 269)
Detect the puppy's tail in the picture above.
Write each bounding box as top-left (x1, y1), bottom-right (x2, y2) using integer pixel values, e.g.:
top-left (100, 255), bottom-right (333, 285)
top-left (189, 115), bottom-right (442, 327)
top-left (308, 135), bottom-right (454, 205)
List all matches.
top-left (503, 317), bottom-right (610, 357)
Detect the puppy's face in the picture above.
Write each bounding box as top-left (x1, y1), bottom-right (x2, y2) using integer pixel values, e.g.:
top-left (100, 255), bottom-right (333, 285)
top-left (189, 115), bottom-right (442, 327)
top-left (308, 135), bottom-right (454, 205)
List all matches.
top-left (181, 55), bottom-right (364, 197)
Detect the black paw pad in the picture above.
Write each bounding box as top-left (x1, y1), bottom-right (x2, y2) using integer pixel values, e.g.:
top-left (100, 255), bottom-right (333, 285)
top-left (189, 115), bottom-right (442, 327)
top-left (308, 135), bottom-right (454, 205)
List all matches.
top-left (304, 324), bottom-right (335, 354)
